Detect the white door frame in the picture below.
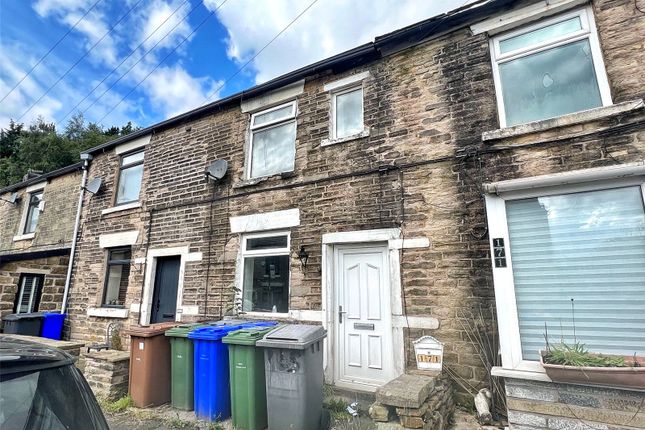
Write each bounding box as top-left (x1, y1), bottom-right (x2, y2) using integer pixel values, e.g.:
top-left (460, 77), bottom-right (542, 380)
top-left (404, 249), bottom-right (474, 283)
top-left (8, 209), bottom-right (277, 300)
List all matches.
top-left (321, 228), bottom-right (405, 392)
top-left (139, 246), bottom-right (202, 325)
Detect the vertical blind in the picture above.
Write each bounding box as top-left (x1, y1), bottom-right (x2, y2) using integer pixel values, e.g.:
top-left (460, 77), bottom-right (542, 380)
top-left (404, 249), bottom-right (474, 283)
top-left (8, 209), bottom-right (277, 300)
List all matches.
top-left (506, 186), bottom-right (645, 361)
top-left (17, 275), bottom-right (42, 313)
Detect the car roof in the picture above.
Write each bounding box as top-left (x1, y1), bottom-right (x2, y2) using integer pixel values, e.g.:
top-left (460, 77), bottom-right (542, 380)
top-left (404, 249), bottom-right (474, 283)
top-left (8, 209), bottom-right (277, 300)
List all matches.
top-left (0, 335), bottom-right (75, 375)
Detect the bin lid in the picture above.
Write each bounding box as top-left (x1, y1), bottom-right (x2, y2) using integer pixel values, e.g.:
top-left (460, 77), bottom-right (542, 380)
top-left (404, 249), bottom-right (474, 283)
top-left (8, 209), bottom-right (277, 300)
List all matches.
top-left (124, 322), bottom-right (179, 338)
top-left (256, 324), bottom-right (327, 350)
top-left (222, 324), bottom-right (280, 346)
top-left (187, 324), bottom-right (246, 341)
top-left (165, 323), bottom-right (209, 338)
top-left (2, 312), bottom-right (45, 321)
top-left (42, 312), bottom-right (66, 319)
top-left (207, 319), bottom-right (249, 326)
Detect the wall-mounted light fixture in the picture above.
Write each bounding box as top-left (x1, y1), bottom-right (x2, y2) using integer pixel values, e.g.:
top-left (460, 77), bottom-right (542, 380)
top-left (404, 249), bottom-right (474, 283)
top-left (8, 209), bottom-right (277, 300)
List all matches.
top-left (298, 245), bottom-right (309, 269)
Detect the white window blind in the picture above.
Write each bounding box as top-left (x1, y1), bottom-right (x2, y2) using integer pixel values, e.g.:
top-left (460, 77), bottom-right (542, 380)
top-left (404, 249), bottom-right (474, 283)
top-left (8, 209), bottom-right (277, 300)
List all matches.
top-left (16, 275), bottom-right (42, 313)
top-left (505, 186), bottom-right (645, 361)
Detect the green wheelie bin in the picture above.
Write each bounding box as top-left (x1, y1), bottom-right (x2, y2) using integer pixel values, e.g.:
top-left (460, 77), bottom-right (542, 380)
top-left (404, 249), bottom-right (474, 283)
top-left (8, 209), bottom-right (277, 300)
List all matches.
top-left (165, 323), bottom-right (208, 410)
top-left (222, 325), bottom-right (278, 430)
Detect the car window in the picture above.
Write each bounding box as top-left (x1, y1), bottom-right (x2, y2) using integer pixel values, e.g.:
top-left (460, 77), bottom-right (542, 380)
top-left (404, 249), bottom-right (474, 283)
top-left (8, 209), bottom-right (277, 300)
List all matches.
top-left (0, 365), bottom-right (108, 430)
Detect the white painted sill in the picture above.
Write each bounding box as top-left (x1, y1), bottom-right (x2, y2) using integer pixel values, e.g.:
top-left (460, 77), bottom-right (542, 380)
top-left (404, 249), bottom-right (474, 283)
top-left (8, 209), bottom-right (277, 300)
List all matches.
top-left (321, 128), bottom-right (370, 147)
top-left (482, 99), bottom-right (644, 142)
top-left (239, 309), bottom-right (323, 322)
top-left (491, 366), bottom-right (552, 382)
top-left (101, 201), bottom-right (141, 215)
top-left (233, 171), bottom-right (296, 189)
top-left (13, 233), bottom-right (35, 242)
top-left (87, 307), bottom-right (129, 319)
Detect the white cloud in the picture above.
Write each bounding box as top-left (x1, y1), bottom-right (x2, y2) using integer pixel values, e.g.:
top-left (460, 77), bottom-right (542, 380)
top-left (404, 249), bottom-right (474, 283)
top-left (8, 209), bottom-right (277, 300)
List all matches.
top-left (136, 0), bottom-right (194, 51)
top-left (207, 0), bottom-right (473, 84)
top-left (143, 65), bottom-right (222, 118)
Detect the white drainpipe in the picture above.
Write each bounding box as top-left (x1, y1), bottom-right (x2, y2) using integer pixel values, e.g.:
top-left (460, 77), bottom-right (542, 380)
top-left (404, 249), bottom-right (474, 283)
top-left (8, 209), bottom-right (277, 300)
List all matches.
top-left (61, 154), bottom-right (92, 314)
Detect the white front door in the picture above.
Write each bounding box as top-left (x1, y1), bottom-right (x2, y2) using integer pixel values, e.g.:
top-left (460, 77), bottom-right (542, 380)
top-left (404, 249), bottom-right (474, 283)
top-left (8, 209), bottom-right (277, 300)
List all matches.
top-left (335, 245), bottom-right (394, 389)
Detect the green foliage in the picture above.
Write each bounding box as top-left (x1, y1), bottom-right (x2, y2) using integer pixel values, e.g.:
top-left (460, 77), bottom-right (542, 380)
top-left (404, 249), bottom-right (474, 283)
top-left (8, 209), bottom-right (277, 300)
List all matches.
top-left (101, 394), bottom-right (134, 413)
top-left (324, 397), bottom-right (349, 419)
top-left (544, 342), bottom-right (627, 367)
top-left (0, 114), bottom-right (138, 187)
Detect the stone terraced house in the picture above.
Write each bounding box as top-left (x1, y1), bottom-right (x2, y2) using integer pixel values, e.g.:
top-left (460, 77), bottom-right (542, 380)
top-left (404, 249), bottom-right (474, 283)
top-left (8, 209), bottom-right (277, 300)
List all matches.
top-left (63, 0), bottom-right (644, 427)
top-left (0, 163), bottom-right (83, 325)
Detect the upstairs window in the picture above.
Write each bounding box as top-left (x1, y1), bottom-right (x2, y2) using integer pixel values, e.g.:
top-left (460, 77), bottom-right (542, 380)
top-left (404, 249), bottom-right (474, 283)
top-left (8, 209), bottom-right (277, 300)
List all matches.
top-left (116, 150), bottom-right (144, 205)
top-left (102, 248), bottom-right (132, 307)
top-left (23, 192), bottom-right (43, 234)
top-left (490, 7), bottom-right (611, 127)
top-left (14, 274), bottom-right (44, 313)
top-left (332, 86), bottom-right (364, 139)
top-left (241, 232), bottom-right (290, 313)
top-left (248, 102), bottom-right (296, 178)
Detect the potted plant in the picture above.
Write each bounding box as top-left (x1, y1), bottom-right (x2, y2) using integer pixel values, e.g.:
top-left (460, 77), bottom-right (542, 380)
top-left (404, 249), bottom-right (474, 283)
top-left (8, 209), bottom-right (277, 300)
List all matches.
top-left (540, 342), bottom-right (645, 390)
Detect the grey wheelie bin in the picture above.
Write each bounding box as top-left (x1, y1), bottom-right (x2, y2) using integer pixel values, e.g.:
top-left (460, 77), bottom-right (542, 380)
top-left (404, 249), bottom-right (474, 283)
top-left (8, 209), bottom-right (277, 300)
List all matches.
top-left (257, 324), bottom-right (327, 430)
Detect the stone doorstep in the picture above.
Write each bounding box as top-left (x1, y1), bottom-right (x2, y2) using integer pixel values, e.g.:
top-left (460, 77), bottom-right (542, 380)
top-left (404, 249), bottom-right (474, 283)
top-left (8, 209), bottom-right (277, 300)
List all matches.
top-left (376, 374), bottom-right (437, 408)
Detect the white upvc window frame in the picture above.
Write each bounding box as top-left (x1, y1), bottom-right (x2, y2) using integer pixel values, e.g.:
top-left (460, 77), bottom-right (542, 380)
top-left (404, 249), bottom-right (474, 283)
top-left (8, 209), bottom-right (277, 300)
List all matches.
top-left (485, 168), bottom-right (645, 374)
top-left (239, 230), bottom-right (291, 314)
top-left (246, 101), bottom-right (297, 179)
top-left (489, 6), bottom-right (612, 128)
top-left (331, 85), bottom-right (364, 140)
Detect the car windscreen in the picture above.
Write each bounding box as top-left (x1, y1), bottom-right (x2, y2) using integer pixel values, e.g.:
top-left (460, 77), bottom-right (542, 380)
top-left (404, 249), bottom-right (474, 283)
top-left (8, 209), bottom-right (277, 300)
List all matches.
top-left (0, 364), bottom-right (108, 430)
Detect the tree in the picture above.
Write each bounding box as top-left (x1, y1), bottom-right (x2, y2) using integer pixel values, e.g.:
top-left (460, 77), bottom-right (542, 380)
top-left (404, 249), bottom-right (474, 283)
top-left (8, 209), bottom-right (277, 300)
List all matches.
top-left (0, 116), bottom-right (139, 188)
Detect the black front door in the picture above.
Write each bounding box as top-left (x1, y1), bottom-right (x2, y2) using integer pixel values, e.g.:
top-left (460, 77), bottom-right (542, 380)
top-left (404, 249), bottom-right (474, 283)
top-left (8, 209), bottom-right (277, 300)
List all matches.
top-left (150, 256), bottom-right (180, 323)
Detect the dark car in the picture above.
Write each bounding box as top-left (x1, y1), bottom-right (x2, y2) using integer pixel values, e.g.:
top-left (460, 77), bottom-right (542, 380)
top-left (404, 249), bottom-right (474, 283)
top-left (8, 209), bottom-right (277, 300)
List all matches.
top-left (0, 335), bottom-right (109, 430)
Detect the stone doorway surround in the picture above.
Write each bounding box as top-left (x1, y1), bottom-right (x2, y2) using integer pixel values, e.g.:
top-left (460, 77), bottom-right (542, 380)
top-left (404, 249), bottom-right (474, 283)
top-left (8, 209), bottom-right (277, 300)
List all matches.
top-left (321, 228), bottom-right (438, 392)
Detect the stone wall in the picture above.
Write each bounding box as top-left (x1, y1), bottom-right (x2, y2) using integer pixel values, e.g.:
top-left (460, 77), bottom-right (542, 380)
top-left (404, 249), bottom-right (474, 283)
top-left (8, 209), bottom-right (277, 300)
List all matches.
top-left (0, 255), bottom-right (69, 323)
top-left (66, 0), bottom-right (645, 395)
top-left (505, 378), bottom-right (645, 430)
top-left (0, 169), bottom-right (81, 255)
top-left (371, 373), bottom-right (455, 429)
top-left (83, 349), bottom-right (130, 401)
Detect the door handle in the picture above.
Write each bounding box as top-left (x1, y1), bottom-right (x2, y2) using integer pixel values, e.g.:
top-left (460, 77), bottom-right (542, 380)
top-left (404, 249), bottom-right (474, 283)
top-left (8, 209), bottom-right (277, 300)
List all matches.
top-left (339, 305), bottom-right (347, 324)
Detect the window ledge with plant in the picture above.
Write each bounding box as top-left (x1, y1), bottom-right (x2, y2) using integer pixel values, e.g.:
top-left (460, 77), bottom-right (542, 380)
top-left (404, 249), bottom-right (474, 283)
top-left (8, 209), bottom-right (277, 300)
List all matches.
top-left (482, 99), bottom-right (644, 142)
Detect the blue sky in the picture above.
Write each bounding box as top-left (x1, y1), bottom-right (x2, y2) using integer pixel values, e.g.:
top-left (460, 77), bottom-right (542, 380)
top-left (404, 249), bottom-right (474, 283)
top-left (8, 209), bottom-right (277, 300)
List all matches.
top-left (0, 0), bottom-right (469, 130)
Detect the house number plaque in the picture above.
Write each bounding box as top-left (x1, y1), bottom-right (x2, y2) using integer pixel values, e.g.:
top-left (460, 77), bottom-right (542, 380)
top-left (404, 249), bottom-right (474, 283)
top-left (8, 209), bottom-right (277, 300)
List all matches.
top-left (493, 238), bottom-right (507, 268)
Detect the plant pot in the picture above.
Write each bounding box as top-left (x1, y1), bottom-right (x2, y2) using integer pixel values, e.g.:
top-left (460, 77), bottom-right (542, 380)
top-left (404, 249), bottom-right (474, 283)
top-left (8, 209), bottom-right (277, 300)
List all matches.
top-left (540, 351), bottom-right (645, 390)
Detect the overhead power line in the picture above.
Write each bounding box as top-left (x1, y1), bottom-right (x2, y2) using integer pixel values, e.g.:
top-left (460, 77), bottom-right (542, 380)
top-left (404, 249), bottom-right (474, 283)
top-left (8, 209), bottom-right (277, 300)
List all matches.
top-left (16, 0), bottom-right (146, 123)
top-left (57, 0), bottom-right (192, 127)
top-left (96, 0), bottom-right (230, 124)
top-left (201, 0), bottom-right (320, 105)
top-left (0, 0), bottom-right (103, 105)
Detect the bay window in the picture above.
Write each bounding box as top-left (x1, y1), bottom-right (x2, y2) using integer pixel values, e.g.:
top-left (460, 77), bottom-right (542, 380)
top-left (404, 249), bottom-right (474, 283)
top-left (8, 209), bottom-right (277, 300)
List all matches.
top-left (241, 232), bottom-right (290, 313)
top-left (490, 7), bottom-right (612, 127)
top-left (485, 167), bottom-right (645, 372)
top-left (248, 102), bottom-right (296, 178)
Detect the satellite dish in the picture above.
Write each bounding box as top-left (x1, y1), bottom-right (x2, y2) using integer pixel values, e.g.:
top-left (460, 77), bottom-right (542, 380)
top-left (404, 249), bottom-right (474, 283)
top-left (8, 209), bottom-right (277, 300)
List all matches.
top-left (205, 159), bottom-right (228, 181)
top-left (85, 178), bottom-right (103, 195)
top-left (9, 192), bottom-right (20, 204)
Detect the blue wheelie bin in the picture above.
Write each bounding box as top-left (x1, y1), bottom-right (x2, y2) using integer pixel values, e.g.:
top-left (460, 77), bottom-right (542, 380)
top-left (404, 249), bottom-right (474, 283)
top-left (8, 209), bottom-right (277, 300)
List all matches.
top-left (188, 325), bottom-right (245, 421)
top-left (41, 312), bottom-right (66, 340)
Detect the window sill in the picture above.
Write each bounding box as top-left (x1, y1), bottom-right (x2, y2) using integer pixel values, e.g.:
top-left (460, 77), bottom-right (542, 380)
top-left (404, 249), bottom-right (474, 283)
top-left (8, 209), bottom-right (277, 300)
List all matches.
top-left (101, 201), bottom-right (141, 215)
top-left (491, 366), bottom-right (552, 382)
top-left (482, 99), bottom-right (644, 142)
top-left (87, 307), bottom-right (129, 319)
top-left (233, 171), bottom-right (295, 189)
top-left (13, 233), bottom-right (35, 242)
top-left (239, 309), bottom-right (323, 322)
top-left (321, 128), bottom-right (370, 147)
